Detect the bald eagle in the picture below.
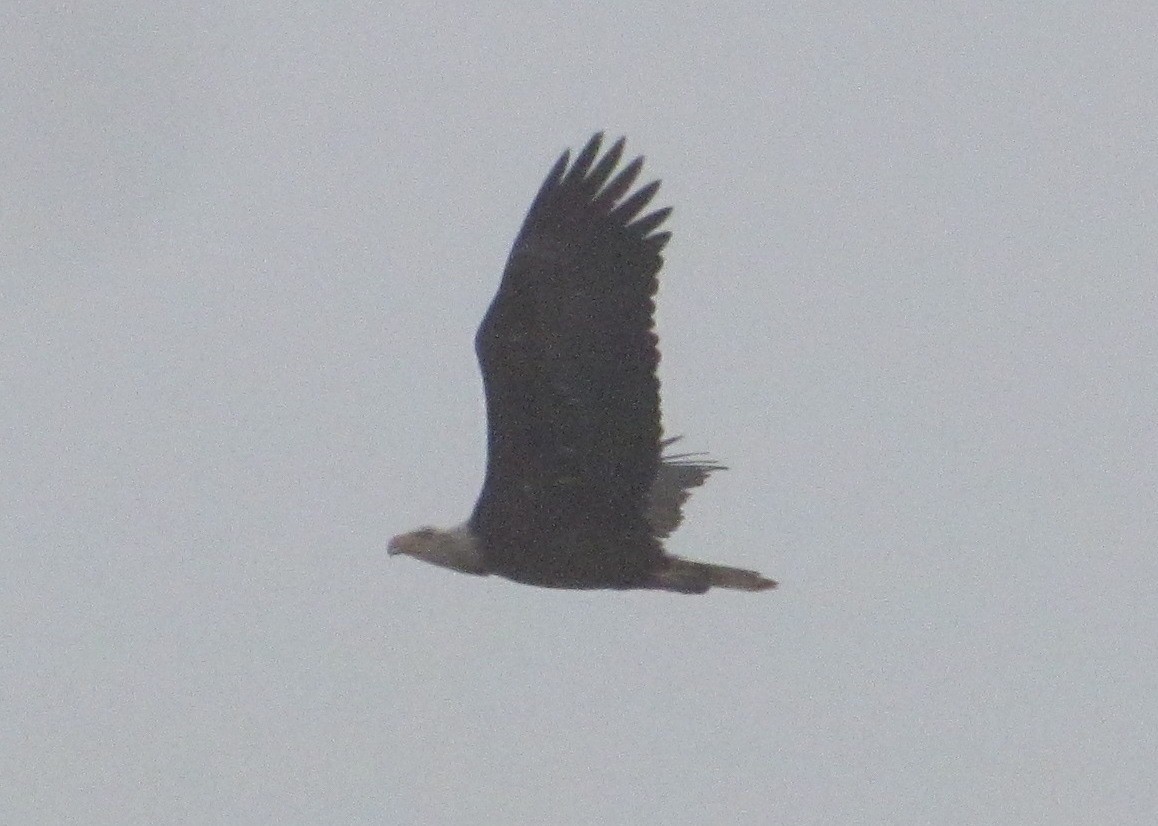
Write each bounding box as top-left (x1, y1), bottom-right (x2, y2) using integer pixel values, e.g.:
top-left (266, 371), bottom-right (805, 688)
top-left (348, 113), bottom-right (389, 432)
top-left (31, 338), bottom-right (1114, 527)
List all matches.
top-left (389, 134), bottom-right (776, 594)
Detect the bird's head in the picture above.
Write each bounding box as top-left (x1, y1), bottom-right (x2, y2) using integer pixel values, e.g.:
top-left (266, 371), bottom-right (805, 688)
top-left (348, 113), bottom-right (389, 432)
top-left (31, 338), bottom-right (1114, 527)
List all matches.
top-left (387, 527), bottom-right (437, 558)
top-left (387, 524), bottom-right (485, 575)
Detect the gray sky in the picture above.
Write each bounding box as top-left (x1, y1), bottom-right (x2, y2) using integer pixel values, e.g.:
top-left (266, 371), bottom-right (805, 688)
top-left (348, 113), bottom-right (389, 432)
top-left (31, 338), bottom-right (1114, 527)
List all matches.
top-left (4, 3), bottom-right (1156, 824)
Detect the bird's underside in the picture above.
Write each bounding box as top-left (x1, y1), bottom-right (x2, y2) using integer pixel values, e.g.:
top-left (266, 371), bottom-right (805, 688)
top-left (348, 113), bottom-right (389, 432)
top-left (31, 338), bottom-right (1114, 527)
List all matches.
top-left (390, 439), bottom-right (777, 593)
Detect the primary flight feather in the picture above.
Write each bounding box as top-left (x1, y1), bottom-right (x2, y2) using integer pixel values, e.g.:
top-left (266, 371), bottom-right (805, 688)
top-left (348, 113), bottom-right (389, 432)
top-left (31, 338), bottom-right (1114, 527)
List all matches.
top-left (389, 134), bottom-right (776, 593)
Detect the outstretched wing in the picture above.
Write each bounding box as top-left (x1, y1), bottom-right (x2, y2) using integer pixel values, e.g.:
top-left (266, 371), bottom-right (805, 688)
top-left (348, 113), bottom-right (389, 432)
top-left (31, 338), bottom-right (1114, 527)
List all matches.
top-left (647, 437), bottom-right (727, 539)
top-left (469, 134), bottom-right (672, 587)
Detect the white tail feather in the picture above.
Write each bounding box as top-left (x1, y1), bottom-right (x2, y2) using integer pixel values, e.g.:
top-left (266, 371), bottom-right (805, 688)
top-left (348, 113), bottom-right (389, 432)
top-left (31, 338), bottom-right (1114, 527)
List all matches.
top-left (649, 557), bottom-right (778, 594)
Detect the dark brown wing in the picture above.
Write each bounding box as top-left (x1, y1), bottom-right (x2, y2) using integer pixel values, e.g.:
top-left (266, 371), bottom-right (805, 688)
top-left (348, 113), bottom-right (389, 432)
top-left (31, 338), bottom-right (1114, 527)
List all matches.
top-left (468, 134), bottom-right (672, 588)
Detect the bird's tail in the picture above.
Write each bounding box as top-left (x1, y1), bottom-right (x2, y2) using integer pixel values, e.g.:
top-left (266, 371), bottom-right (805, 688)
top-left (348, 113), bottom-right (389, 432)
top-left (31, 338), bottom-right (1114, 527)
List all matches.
top-left (650, 557), bottom-right (778, 594)
top-left (699, 562), bottom-right (778, 592)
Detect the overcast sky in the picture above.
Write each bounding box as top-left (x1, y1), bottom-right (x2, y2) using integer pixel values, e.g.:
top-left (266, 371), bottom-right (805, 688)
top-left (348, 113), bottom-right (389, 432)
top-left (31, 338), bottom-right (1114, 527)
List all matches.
top-left (4, 3), bottom-right (1156, 824)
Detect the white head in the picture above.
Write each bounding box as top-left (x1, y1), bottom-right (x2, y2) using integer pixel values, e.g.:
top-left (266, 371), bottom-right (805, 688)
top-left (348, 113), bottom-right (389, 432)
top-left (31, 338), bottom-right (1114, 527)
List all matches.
top-left (387, 523), bottom-right (486, 576)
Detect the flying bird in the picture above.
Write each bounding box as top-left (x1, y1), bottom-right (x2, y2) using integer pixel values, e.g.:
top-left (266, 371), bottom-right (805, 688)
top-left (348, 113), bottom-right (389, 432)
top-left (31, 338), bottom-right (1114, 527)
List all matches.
top-left (389, 134), bottom-right (776, 593)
